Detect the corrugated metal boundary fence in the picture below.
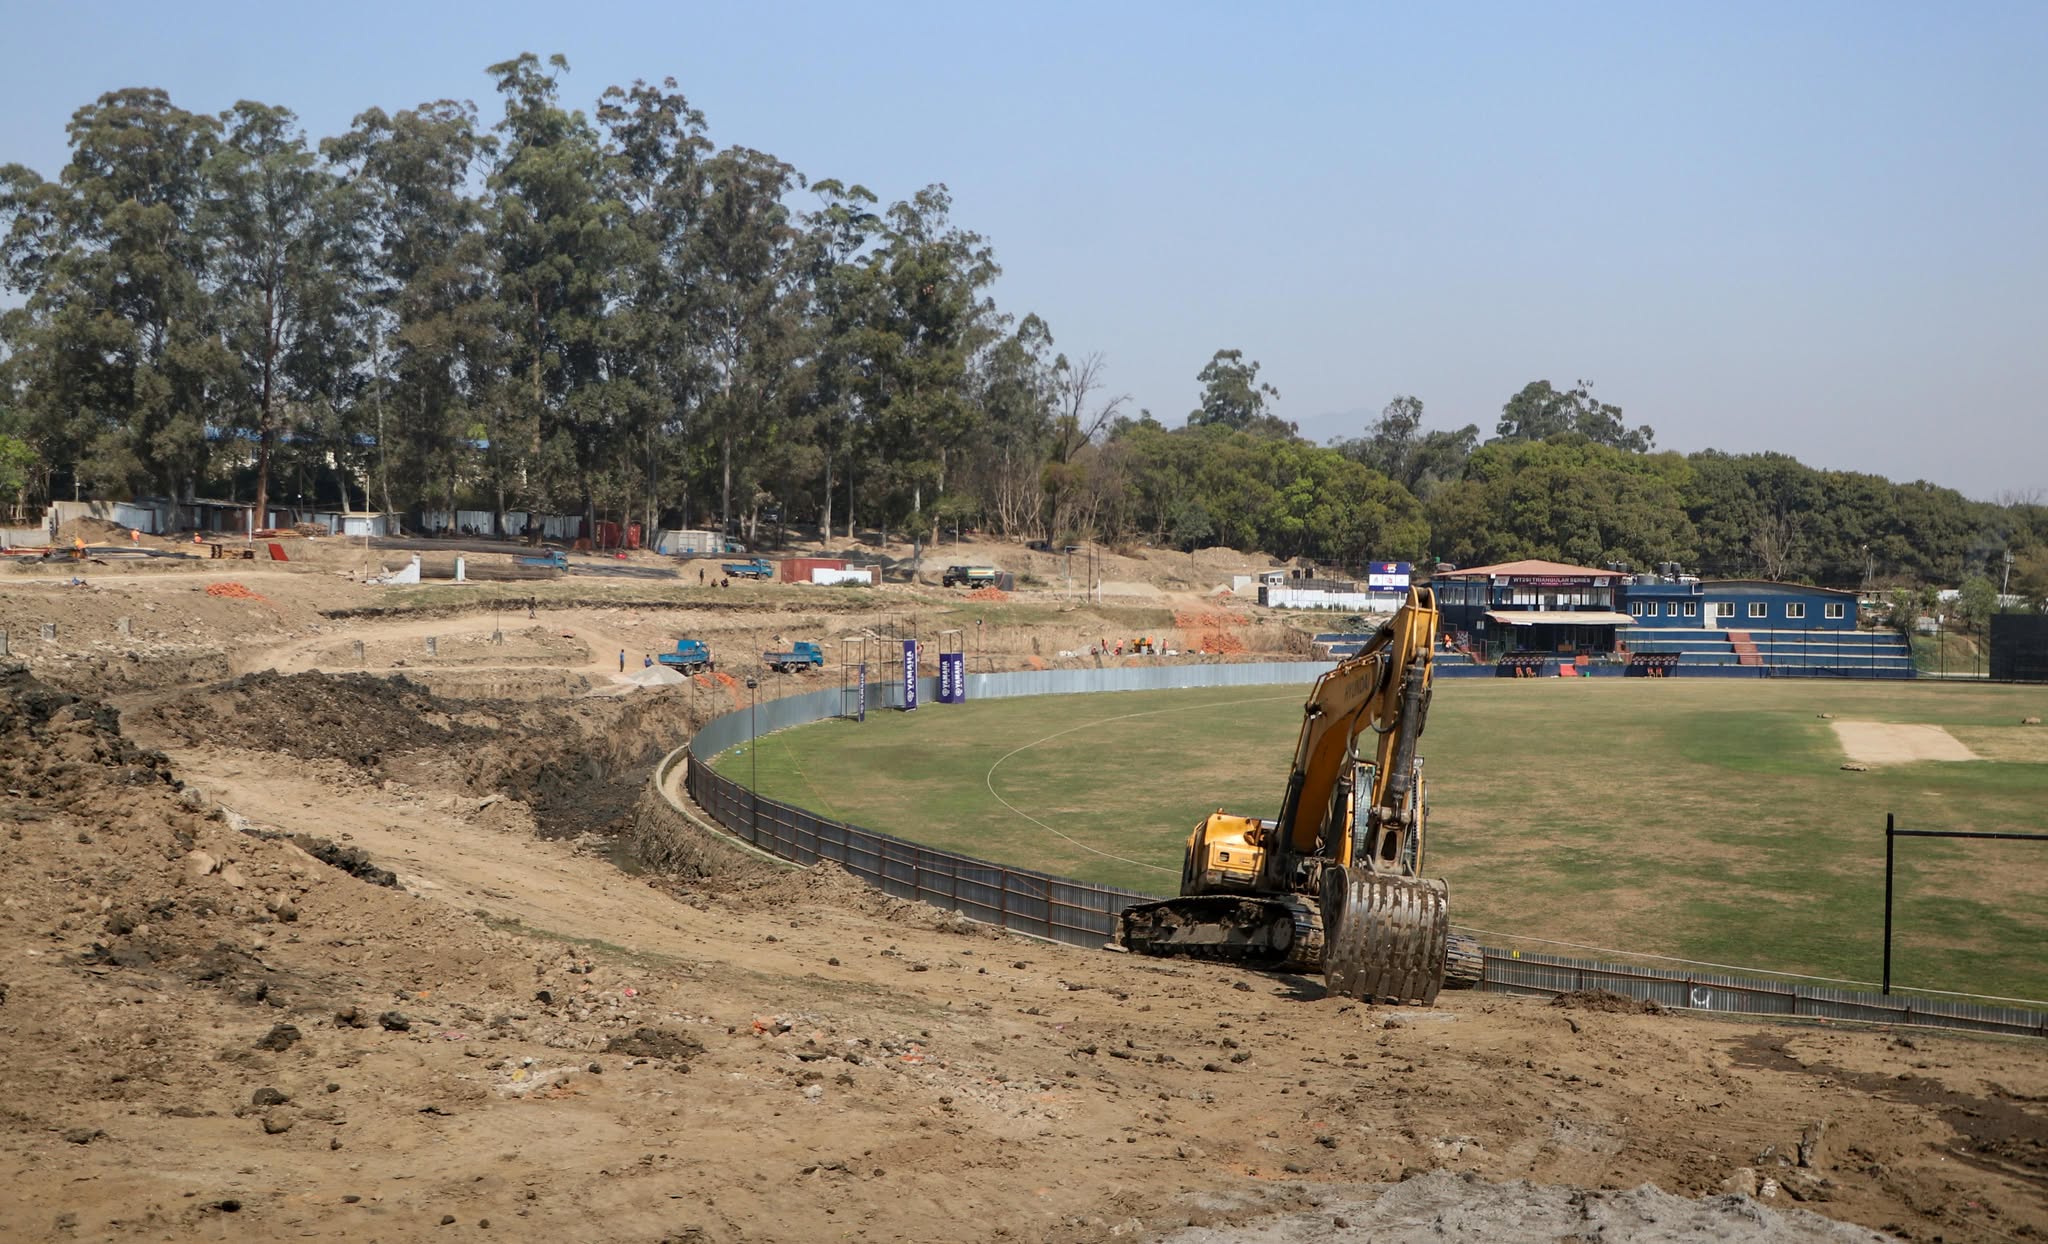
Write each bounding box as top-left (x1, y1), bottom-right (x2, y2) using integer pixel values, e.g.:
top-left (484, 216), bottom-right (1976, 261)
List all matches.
top-left (677, 663), bottom-right (2047, 1039)
top-left (1480, 951), bottom-right (2047, 1038)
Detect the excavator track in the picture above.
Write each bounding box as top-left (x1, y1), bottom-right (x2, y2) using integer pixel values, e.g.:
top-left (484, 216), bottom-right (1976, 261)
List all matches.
top-left (1117, 894), bottom-right (1326, 973)
top-left (1321, 867), bottom-right (1451, 1005)
top-left (1445, 930), bottom-right (1485, 990)
top-left (1119, 888), bottom-right (1483, 1000)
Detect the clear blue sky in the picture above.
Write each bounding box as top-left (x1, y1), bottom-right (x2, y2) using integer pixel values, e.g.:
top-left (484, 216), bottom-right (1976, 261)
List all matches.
top-left (5, 1), bottom-right (2044, 500)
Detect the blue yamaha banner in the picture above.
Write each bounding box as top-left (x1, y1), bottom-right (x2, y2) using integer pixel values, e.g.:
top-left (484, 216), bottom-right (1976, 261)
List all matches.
top-left (938, 651), bottom-right (965, 703)
top-left (901, 639), bottom-right (919, 710)
top-left (856, 662), bottom-right (867, 721)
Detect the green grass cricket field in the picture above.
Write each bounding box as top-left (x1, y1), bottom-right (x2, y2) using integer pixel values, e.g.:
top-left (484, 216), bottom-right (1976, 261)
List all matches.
top-left (711, 677), bottom-right (2048, 1002)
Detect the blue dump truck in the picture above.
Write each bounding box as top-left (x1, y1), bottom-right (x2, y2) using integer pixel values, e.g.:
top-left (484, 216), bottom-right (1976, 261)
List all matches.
top-left (657, 638), bottom-right (714, 674)
top-left (764, 640), bottom-right (824, 673)
top-left (721, 557), bottom-right (775, 580)
top-left (519, 548), bottom-right (569, 570)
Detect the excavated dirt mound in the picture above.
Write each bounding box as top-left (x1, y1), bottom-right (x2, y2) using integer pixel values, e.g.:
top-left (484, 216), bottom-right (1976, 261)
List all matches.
top-left (1553, 988), bottom-right (1666, 1015)
top-left (139, 669), bottom-right (478, 767)
top-left (0, 658), bottom-right (181, 798)
top-left (1200, 629), bottom-right (1249, 654)
top-left (0, 660), bottom-right (832, 1239)
top-left (700, 861), bottom-right (1000, 938)
top-left (137, 669), bottom-right (701, 841)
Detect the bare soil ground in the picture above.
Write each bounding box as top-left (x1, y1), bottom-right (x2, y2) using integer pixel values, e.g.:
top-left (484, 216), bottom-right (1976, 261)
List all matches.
top-left (1, 541), bottom-right (2043, 1242)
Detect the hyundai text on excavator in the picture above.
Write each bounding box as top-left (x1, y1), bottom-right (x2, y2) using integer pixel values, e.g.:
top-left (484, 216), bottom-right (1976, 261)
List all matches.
top-left (1118, 586), bottom-right (1481, 1003)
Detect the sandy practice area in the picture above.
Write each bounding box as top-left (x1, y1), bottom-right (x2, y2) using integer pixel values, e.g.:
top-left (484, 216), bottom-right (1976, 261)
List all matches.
top-left (1831, 720), bottom-right (1979, 764)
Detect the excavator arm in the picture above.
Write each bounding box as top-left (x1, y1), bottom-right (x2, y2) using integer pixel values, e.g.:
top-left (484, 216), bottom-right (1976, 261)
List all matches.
top-left (1268, 587), bottom-right (1437, 881)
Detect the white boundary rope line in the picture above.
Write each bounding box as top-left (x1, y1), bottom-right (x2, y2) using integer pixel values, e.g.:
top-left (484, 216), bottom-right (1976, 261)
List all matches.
top-left (983, 690), bottom-right (1306, 875)
top-left (763, 724), bottom-right (844, 823)
top-left (1460, 926), bottom-right (2048, 1008)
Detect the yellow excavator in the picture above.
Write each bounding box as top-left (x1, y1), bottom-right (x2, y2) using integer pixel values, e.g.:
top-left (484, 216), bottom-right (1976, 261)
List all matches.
top-left (1118, 586), bottom-right (1481, 1003)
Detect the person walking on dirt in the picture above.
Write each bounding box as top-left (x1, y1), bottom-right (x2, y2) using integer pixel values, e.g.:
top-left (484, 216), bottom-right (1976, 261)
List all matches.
top-left (527, 596), bottom-right (536, 620)
top-left (618, 649), bottom-right (626, 673)
top-left (698, 568), bottom-right (705, 585)
top-left (643, 654), bottom-right (652, 669)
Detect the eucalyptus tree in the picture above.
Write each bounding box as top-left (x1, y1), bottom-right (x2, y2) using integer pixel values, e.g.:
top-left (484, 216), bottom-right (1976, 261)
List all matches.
top-left (486, 52), bottom-right (640, 522)
top-left (208, 101), bottom-right (370, 523)
top-left (1496, 379), bottom-right (1655, 453)
top-left (1187, 348), bottom-right (1284, 434)
top-left (969, 312), bottom-right (1060, 537)
top-left (797, 178), bottom-right (883, 539)
top-left (857, 184), bottom-right (1000, 541)
top-left (684, 144), bottom-right (806, 538)
top-left (598, 77), bottom-right (711, 533)
top-left (0, 88), bottom-right (232, 498)
top-left (0, 402), bottom-right (34, 519)
top-left (1338, 395), bottom-right (1478, 500)
top-left (325, 99), bottom-right (499, 521)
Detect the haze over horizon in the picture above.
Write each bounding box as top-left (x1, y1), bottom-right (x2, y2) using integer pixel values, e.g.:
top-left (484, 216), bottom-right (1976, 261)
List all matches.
top-left (4, 1), bottom-right (2043, 501)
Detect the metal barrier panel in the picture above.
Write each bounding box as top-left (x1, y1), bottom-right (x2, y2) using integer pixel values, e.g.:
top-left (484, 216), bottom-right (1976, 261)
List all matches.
top-left (953, 862), bottom-right (1008, 926)
top-left (1049, 876), bottom-right (1125, 942)
top-left (1006, 871), bottom-right (1053, 941)
top-left (675, 667), bottom-right (2047, 1036)
top-left (1483, 951), bottom-right (2047, 1038)
top-left (877, 838), bottom-right (919, 900)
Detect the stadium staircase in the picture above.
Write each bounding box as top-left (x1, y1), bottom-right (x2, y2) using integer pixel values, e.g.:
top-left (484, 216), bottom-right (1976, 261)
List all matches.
top-left (1621, 627), bottom-right (1914, 679)
top-left (1726, 630), bottom-right (1763, 666)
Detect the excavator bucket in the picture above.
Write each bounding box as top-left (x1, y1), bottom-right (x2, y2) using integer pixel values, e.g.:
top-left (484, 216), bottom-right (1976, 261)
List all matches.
top-left (1320, 866), bottom-right (1450, 1004)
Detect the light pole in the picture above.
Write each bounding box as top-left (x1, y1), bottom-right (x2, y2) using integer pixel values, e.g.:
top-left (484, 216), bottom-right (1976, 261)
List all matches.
top-left (746, 675), bottom-right (759, 835)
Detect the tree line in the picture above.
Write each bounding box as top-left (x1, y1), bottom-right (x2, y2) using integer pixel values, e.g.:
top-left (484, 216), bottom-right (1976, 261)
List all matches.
top-left (2, 58), bottom-right (2043, 602)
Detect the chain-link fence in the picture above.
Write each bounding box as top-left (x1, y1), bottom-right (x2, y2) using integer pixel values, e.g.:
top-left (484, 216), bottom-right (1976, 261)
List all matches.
top-left (676, 666), bottom-right (2047, 1039)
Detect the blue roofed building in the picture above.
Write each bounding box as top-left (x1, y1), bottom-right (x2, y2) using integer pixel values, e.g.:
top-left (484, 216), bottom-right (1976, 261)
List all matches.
top-left (1617, 570), bottom-right (1911, 678)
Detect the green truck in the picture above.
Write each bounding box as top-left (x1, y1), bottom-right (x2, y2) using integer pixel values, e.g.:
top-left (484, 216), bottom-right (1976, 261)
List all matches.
top-left (943, 565), bottom-right (1001, 588)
